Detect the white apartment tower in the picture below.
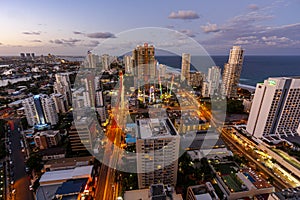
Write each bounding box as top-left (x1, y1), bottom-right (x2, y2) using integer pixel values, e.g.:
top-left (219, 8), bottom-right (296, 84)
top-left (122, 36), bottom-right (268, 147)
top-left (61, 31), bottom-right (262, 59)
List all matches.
top-left (101, 54), bottom-right (110, 70)
top-left (207, 66), bottom-right (221, 96)
top-left (51, 93), bottom-right (68, 113)
top-left (94, 76), bottom-right (101, 91)
top-left (222, 46), bottom-right (244, 98)
top-left (23, 94), bottom-right (58, 126)
top-left (246, 77), bottom-right (300, 138)
top-left (123, 55), bottom-right (133, 74)
top-left (54, 73), bottom-right (72, 106)
top-left (40, 94), bottom-right (59, 126)
top-left (181, 53), bottom-right (191, 82)
top-left (158, 63), bottom-right (167, 78)
top-left (136, 118), bottom-right (180, 189)
top-left (22, 97), bottom-right (38, 126)
top-left (87, 51), bottom-right (99, 68)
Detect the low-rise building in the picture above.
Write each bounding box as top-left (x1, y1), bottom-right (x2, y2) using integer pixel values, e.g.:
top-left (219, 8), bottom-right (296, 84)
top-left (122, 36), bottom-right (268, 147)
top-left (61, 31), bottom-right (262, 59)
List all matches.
top-left (211, 161), bottom-right (274, 200)
top-left (38, 147), bottom-right (66, 161)
top-left (187, 148), bottom-right (233, 161)
top-left (54, 178), bottom-right (88, 200)
top-left (43, 156), bottom-right (94, 171)
top-left (34, 130), bottom-right (61, 149)
top-left (268, 187), bottom-right (300, 199)
top-left (187, 182), bottom-right (219, 200)
top-left (124, 184), bottom-right (183, 200)
top-left (36, 165), bottom-right (94, 200)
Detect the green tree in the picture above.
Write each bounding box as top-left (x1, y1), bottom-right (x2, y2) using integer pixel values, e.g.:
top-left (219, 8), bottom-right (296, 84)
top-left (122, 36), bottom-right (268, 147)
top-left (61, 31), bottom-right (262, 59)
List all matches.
top-left (227, 99), bottom-right (244, 114)
top-left (26, 155), bottom-right (43, 172)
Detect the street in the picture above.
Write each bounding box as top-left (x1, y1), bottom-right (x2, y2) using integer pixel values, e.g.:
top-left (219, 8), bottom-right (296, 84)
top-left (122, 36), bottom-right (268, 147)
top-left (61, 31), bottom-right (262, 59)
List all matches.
top-left (95, 126), bottom-right (122, 200)
top-left (7, 120), bottom-right (33, 200)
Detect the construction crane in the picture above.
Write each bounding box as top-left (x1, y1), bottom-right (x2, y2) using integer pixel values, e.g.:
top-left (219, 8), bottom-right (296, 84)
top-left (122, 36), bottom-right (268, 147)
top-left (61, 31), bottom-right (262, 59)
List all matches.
top-left (169, 74), bottom-right (175, 97)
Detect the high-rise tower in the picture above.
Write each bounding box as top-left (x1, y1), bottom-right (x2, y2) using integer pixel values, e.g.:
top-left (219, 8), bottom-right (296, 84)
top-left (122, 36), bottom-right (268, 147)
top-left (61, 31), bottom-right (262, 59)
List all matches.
top-left (132, 43), bottom-right (156, 82)
top-left (101, 54), bottom-right (110, 70)
top-left (208, 66), bottom-right (221, 96)
top-left (222, 46), bottom-right (244, 98)
top-left (246, 77), bottom-right (300, 139)
top-left (181, 53), bottom-right (191, 83)
top-left (54, 73), bottom-right (72, 106)
top-left (23, 94), bottom-right (58, 127)
top-left (84, 73), bottom-right (96, 107)
top-left (87, 51), bottom-right (99, 68)
top-left (136, 118), bottom-right (180, 189)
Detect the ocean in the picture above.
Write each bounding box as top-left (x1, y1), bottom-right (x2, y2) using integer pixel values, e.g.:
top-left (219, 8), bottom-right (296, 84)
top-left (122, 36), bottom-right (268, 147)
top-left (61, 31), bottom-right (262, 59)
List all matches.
top-left (156, 56), bottom-right (300, 86)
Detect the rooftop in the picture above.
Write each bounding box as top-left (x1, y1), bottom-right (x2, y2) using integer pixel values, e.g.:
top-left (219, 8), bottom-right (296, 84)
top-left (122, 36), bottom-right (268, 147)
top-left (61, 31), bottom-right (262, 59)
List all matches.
top-left (137, 118), bottom-right (178, 139)
top-left (35, 130), bottom-right (60, 137)
top-left (188, 183), bottom-right (218, 200)
top-left (8, 99), bottom-right (23, 107)
top-left (39, 165), bottom-right (93, 185)
top-left (55, 178), bottom-right (87, 195)
top-left (44, 156), bottom-right (94, 169)
top-left (36, 184), bottom-right (62, 200)
top-left (124, 185), bottom-right (182, 200)
top-left (195, 193), bottom-right (213, 200)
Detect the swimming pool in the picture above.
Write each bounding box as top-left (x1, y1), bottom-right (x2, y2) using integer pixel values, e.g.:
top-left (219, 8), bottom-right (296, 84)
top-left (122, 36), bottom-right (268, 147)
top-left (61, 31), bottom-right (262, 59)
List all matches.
top-left (243, 172), bottom-right (256, 183)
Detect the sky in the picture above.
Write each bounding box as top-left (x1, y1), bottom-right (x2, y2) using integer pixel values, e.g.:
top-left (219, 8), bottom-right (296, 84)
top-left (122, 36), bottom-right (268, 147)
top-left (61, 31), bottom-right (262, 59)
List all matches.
top-left (0, 0), bottom-right (299, 56)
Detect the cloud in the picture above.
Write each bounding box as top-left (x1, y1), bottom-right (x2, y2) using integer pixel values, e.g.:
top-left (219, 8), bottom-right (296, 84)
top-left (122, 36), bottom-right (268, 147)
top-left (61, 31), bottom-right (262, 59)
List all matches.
top-left (50, 39), bottom-right (63, 44)
top-left (73, 31), bottom-right (83, 35)
top-left (198, 1), bottom-right (300, 54)
top-left (29, 40), bottom-right (42, 43)
top-left (234, 36), bottom-right (258, 45)
top-left (180, 29), bottom-right (196, 37)
top-left (201, 11), bottom-right (274, 45)
top-left (0, 42), bottom-right (2, 45)
top-left (168, 10), bottom-right (199, 20)
top-left (86, 32), bottom-right (115, 38)
top-left (84, 40), bottom-right (100, 47)
top-left (62, 38), bottom-right (81, 43)
top-left (49, 38), bottom-right (81, 46)
top-left (248, 4), bottom-right (259, 11)
top-left (201, 23), bottom-right (221, 33)
top-left (261, 36), bottom-right (291, 46)
top-left (262, 36), bottom-right (289, 42)
top-left (22, 31), bottom-right (41, 35)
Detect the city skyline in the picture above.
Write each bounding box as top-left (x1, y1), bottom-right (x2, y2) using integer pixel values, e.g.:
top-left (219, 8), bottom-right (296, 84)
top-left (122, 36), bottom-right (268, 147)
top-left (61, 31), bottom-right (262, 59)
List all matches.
top-left (2, 40), bottom-right (300, 199)
top-left (0, 0), bottom-right (299, 56)
top-left (1, 1), bottom-right (300, 199)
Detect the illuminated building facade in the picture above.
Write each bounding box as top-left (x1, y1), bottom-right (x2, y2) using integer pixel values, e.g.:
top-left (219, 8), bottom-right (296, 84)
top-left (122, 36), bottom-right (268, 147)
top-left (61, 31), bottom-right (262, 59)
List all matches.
top-left (23, 94), bottom-right (58, 127)
top-left (247, 77), bottom-right (300, 138)
top-left (54, 73), bottom-right (72, 106)
top-left (181, 53), bottom-right (191, 83)
top-left (132, 43), bottom-right (156, 82)
top-left (222, 46), bottom-right (244, 98)
top-left (136, 118), bottom-right (180, 189)
top-left (84, 73), bottom-right (96, 107)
